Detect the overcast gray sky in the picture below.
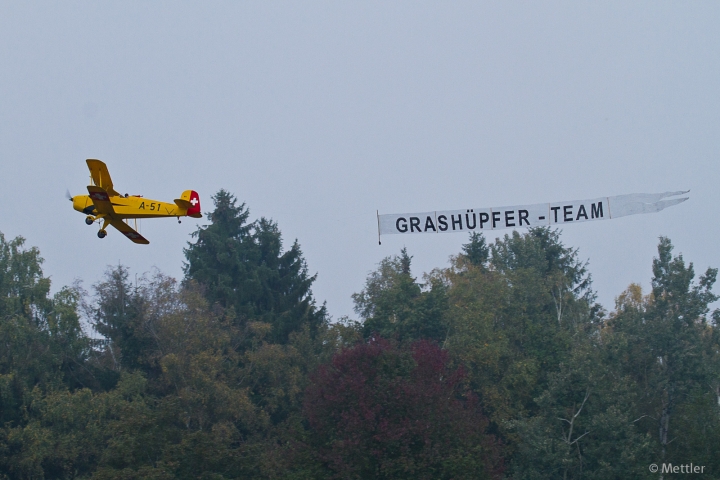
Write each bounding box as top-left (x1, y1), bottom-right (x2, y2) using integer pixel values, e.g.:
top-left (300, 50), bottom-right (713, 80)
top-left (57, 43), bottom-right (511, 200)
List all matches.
top-left (1, 2), bottom-right (718, 321)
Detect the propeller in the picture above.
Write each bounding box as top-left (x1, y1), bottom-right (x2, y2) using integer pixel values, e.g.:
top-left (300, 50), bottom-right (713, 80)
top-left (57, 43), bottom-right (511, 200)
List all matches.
top-left (66, 189), bottom-right (73, 202)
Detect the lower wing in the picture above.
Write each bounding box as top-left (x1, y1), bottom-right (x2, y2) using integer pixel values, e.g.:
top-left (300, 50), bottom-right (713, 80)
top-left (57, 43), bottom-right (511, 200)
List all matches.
top-left (110, 220), bottom-right (150, 244)
top-left (87, 185), bottom-right (116, 215)
top-left (87, 185), bottom-right (149, 244)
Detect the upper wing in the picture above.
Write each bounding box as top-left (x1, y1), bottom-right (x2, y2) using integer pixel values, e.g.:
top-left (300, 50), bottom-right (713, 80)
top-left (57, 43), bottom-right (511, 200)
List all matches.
top-left (109, 220), bottom-right (150, 245)
top-left (86, 159), bottom-right (121, 197)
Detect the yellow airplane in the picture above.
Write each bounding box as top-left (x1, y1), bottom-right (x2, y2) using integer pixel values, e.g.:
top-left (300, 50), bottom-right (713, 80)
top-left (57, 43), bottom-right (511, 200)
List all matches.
top-left (70, 159), bottom-right (201, 244)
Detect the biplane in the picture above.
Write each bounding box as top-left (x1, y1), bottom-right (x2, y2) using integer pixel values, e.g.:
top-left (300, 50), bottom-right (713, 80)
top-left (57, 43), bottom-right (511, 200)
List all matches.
top-left (69, 159), bottom-right (201, 244)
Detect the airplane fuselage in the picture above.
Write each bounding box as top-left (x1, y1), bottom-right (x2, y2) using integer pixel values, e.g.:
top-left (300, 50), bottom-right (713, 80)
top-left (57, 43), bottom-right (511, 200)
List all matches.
top-left (72, 194), bottom-right (189, 219)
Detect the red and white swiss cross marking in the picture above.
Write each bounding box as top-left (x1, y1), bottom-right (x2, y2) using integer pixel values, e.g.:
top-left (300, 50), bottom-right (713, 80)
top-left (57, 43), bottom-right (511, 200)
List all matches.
top-left (90, 192), bottom-right (109, 201)
top-left (185, 191), bottom-right (201, 216)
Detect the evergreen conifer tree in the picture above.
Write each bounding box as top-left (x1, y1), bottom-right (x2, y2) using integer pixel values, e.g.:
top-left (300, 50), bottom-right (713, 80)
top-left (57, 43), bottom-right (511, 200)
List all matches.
top-left (91, 265), bottom-right (150, 374)
top-left (461, 232), bottom-right (490, 267)
top-left (183, 190), bottom-right (325, 344)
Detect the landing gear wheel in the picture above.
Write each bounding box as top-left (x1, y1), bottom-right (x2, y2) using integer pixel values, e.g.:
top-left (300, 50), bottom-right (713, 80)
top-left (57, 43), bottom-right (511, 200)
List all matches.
top-left (97, 230), bottom-right (107, 239)
top-left (85, 216), bottom-right (94, 225)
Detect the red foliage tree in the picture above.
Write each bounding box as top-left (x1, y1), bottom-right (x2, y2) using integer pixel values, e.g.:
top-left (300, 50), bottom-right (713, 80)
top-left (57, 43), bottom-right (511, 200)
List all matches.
top-left (303, 337), bottom-right (503, 479)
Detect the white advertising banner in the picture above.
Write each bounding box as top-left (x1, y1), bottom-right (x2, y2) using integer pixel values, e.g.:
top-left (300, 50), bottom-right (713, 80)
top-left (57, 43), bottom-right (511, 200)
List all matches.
top-left (378, 191), bottom-right (688, 237)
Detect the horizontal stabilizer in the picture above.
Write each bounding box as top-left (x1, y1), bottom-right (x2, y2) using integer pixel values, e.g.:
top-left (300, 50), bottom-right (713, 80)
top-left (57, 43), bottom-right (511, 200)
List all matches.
top-left (174, 198), bottom-right (192, 210)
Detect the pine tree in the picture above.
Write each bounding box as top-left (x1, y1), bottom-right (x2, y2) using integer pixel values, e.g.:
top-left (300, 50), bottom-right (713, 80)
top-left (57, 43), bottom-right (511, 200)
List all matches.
top-left (183, 190), bottom-right (326, 344)
top-left (461, 232), bottom-right (490, 267)
top-left (91, 265), bottom-right (151, 374)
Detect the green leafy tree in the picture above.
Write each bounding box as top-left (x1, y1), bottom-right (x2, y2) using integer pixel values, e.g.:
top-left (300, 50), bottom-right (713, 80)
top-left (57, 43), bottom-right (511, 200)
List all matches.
top-left (0, 233), bottom-right (91, 477)
top-left (0, 232), bottom-right (88, 403)
top-left (352, 248), bottom-right (447, 343)
top-left (442, 229), bottom-right (598, 420)
top-left (606, 238), bottom-right (719, 468)
top-left (45, 273), bottom-right (266, 479)
top-left (88, 269), bottom-right (326, 479)
top-left (432, 229), bottom-right (608, 478)
top-left (93, 281), bottom-right (264, 479)
top-left (0, 233), bottom-right (51, 323)
top-left (489, 227), bottom-right (598, 379)
top-left (508, 339), bottom-right (654, 479)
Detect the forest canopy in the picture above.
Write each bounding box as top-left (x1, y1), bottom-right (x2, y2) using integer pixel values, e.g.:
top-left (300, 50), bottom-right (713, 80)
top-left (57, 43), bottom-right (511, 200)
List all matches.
top-left (1, 190), bottom-right (718, 479)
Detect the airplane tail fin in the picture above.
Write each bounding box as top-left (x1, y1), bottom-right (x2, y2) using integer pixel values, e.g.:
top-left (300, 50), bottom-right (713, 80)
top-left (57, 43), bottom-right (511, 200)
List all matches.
top-left (174, 190), bottom-right (202, 218)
